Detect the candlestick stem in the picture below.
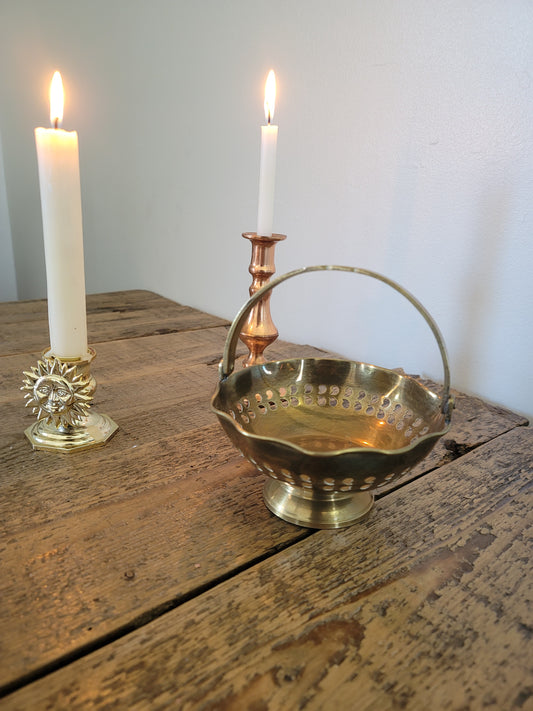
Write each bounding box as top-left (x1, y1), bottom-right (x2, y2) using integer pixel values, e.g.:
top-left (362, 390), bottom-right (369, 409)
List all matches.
top-left (239, 232), bottom-right (286, 367)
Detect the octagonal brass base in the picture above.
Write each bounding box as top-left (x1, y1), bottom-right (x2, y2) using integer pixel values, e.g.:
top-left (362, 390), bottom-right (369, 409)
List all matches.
top-left (263, 479), bottom-right (374, 529)
top-left (25, 411), bottom-right (118, 453)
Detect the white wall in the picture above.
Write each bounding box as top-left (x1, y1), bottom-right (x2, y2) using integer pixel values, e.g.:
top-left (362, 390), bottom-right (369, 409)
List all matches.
top-left (0, 131), bottom-right (17, 300)
top-left (0, 0), bottom-right (531, 419)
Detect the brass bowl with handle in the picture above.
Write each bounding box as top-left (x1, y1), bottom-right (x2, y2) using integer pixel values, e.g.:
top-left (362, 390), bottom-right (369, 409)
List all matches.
top-left (211, 265), bottom-right (453, 529)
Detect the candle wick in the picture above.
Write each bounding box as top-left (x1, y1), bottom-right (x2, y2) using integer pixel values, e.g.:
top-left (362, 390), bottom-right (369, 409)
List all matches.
top-left (54, 117), bottom-right (59, 129)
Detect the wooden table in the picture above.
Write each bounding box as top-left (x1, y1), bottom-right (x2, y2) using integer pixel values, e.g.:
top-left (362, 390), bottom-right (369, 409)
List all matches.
top-left (0, 290), bottom-right (531, 710)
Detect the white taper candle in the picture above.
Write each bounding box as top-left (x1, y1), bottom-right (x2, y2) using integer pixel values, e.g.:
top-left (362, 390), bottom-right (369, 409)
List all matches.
top-left (34, 72), bottom-right (88, 359)
top-left (257, 70), bottom-right (278, 237)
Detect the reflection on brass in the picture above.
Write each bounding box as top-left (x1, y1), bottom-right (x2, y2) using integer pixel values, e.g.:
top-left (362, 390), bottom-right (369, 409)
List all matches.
top-left (22, 348), bottom-right (118, 453)
top-left (22, 355), bottom-right (93, 427)
top-left (212, 265), bottom-right (454, 529)
top-left (239, 232), bottom-right (286, 367)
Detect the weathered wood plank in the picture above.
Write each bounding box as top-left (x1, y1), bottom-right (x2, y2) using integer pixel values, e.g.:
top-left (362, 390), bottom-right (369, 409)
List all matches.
top-left (1, 427), bottom-right (530, 710)
top-left (0, 292), bottom-right (529, 699)
top-left (1, 328), bottom-right (525, 535)
top-left (1, 331), bottom-right (337, 687)
top-left (1, 329), bottom-right (526, 532)
top-left (0, 312), bottom-right (342, 545)
top-left (0, 290), bottom-right (228, 355)
top-left (0, 454), bottom-right (313, 693)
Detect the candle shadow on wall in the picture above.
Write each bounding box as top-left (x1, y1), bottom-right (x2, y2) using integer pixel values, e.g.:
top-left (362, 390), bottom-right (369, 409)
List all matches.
top-left (454, 186), bottom-right (508, 388)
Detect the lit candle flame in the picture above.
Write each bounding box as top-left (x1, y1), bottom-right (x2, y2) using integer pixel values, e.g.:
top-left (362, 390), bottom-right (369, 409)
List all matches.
top-left (50, 71), bottom-right (64, 129)
top-left (264, 70), bottom-right (276, 125)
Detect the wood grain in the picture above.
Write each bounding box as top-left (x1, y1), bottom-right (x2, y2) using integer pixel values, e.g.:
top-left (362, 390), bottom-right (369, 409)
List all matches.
top-left (0, 329), bottom-right (336, 688)
top-left (2, 427), bottom-right (531, 710)
top-left (1, 329), bottom-right (334, 530)
top-left (0, 291), bottom-right (529, 707)
top-left (1, 328), bottom-right (525, 533)
top-left (0, 290), bottom-right (228, 356)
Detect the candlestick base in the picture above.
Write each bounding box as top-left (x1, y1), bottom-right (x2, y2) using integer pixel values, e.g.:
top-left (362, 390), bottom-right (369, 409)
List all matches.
top-left (22, 348), bottom-right (118, 453)
top-left (240, 232), bottom-right (286, 367)
top-left (24, 411), bottom-right (118, 453)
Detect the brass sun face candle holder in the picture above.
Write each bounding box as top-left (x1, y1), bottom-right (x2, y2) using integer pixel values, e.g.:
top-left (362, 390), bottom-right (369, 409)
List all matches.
top-left (22, 348), bottom-right (118, 453)
top-left (239, 232), bottom-right (286, 367)
top-left (212, 265), bottom-right (454, 529)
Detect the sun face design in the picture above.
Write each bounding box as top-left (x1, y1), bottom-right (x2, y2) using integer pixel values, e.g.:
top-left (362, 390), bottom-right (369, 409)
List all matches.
top-left (22, 357), bottom-right (93, 428)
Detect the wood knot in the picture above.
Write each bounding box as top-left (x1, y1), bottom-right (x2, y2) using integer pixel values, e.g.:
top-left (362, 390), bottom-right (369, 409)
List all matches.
top-left (443, 438), bottom-right (472, 460)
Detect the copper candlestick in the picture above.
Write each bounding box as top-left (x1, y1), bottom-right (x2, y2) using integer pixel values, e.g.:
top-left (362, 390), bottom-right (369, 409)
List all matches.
top-left (239, 232), bottom-right (286, 367)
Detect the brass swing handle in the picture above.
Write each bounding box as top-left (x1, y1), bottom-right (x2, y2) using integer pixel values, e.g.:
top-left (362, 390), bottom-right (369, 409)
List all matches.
top-left (220, 265), bottom-right (453, 418)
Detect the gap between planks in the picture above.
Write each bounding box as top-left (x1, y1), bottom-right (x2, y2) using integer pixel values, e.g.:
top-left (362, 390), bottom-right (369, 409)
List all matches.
top-left (0, 526), bottom-right (313, 700)
top-left (1, 422), bottom-right (524, 702)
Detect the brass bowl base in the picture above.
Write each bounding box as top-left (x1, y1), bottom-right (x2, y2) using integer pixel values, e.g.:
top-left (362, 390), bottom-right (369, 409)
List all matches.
top-left (25, 411), bottom-right (118, 453)
top-left (263, 479), bottom-right (374, 529)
